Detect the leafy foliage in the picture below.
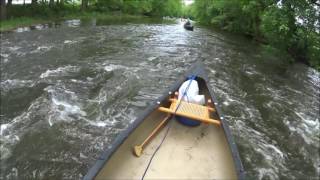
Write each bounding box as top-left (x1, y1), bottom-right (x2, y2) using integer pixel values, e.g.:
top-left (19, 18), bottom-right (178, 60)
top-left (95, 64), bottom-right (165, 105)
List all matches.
top-left (94, 0), bottom-right (183, 17)
top-left (3, 0), bottom-right (183, 19)
top-left (191, 0), bottom-right (320, 70)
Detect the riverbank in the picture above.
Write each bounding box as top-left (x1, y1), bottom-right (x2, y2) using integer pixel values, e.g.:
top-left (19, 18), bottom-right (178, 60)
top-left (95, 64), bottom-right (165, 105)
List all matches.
top-left (1, 17), bottom-right (48, 32)
top-left (0, 0), bottom-right (183, 32)
top-left (0, 12), bottom-right (150, 32)
top-left (190, 0), bottom-right (320, 71)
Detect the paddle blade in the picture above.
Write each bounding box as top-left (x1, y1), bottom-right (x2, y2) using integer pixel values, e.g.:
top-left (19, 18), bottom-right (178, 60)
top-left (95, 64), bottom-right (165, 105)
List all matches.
top-left (133, 146), bottom-right (143, 157)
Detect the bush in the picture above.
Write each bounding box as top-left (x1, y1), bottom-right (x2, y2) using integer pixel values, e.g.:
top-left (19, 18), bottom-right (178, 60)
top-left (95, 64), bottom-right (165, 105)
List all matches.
top-left (191, 0), bottom-right (320, 70)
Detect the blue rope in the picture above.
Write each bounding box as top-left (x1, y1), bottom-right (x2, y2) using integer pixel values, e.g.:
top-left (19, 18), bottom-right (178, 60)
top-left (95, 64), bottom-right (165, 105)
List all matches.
top-left (141, 75), bottom-right (196, 180)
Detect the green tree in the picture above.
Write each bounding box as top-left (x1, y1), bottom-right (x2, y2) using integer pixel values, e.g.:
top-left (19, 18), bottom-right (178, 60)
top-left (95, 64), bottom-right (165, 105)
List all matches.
top-left (96, 0), bottom-right (124, 12)
top-left (261, 0), bottom-right (320, 66)
top-left (81, 0), bottom-right (89, 10)
top-left (0, 0), bottom-right (6, 20)
top-left (191, 0), bottom-right (320, 69)
top-left (122, 0), bottom-right (152, 15)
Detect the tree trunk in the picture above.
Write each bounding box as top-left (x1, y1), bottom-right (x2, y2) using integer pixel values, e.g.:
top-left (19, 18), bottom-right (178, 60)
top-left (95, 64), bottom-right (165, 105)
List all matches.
top-left (81, 0), bottom-right (88, 11)
top-left (60, 0), bottom-right (64, 6)
top-left (7, 0), bottom-right (12, 6)
top-left (6, 0), bottom-right (11, 19)
top-left (0, 0), bottom-right (6, 20)
top-left (49, 0), bottom-right (54, 7)
top-left (31, 0), bottom-right (38, 5)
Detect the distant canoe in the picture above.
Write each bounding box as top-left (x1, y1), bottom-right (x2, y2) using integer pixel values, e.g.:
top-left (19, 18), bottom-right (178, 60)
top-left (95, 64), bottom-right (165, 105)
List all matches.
top-left (184, 22), bottom-right (194, 31)
top-left (84, 62), bottom-right (245, 180)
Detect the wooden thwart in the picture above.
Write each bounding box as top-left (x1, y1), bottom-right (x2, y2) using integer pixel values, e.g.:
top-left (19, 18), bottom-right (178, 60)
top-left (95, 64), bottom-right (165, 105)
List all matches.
top-left (158, 98), bottom-right (221, 126)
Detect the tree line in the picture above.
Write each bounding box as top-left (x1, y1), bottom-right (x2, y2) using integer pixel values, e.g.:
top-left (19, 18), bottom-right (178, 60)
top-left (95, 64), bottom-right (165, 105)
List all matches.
top-left (0, 0), bottom-right (183, 20)
top-left (190, 0), bottom-right (320, 69)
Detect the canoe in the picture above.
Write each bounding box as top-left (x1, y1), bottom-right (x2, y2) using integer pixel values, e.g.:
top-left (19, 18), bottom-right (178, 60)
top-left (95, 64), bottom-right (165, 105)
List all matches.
top-left (184, 23), bottom-right (194, 31)
top-left (84, 62), bottom-right (245, 180)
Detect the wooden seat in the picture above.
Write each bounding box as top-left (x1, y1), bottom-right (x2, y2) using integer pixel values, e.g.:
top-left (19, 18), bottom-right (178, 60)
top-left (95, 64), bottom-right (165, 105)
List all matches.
top-left (158, 98), bottom-right (221, 126)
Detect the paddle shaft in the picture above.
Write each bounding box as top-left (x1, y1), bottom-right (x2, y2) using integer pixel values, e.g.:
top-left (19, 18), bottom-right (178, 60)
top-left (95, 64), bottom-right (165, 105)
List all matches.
top-left (140, 114), bottom-right (171, 148)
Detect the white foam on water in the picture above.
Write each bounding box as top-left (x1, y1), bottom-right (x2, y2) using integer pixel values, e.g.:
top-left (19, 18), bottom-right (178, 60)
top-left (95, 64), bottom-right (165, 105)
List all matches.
top-left (285, 112), bottom-right (320, 145)
top-left (63, 39), bottom-right (81, 45)
top-left (64, 40), bottom-right (73, 44)
top-left (264, 144), bottom-right (284, 159)
top-left (83, 90), bottom-right (133, 128)
top-left (147, 56), bottom-right (157, 61)
top-left (104, 64), bottom-right (128, 72)
top-left (40, 65), bottom-right (78, 79)
top-left (236, 120), bottom-right (262, 136)
top-left (44, 86), bottom-right (87, 126)
top-left (0, 124), bottom-right (10, 136)
top-left (209, 69), bottom-right (216, 75)
top-left (90, 121), bottom-right (107, 127)
top-left (65, 19), bottom-right (81, 27)
top-left (71, 156), bottom-right (81, 164)
top-left (32, 170), bottom-right (37, 178)
top-left (284, 85), bottom-right (304, 96)
top-left (34, 24), bottom-right (46, 30)
top-left (257, 168), bottom-right (278, 180)
top-left (243, 65), bottom-right (261, 77)
top-left (0, 118), bottom-right (23, 159)
top-left (8, 46), bottom-right (21, 51)
top-left (222, 95), bottom-right (244, 107)
top-left (0, 79), bottom-right (34, 92)
top-left (82, 115), bottom-right (117, 128)
top-left (244, 107), bottom-right (260, 119)
top-left (297, 112), bottom-right (319, 133)
top-left (6, 167), bottom-right (18, 179)
top-left (0, 51), bottom-right (9, 62)
top-left (304, 118), bottom-right (320, 128)
top-left (48, 115), bottom-right (53, 127)
top-left (52, 98), bottom-right (84, 116)
top-left (245, 70), bottom-right (255, 76)
top-left (258, 142), bottom-right (286, 166)
top-left (51, 98), bottom-right (86, 121)
top-left (15, 27), bottom-right (31, 32)
top-left (236, 120), bottom-right (287, 179)
top-left (0, 143), bottom-right (12, 160)
top-left (0, 53), bottom-right (9, 59)
top-left (0, 101), bottom-right (37, 157)
top-left (307, 67), bottom-right (320, 87)
top-left (80, 152), bottom-right (88, 159)
top-left (30, 45), bottom-right (53, 54)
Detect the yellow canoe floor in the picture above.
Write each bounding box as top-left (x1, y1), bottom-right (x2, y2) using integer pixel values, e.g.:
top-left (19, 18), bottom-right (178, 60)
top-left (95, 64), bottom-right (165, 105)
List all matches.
top-left (95, 111), bottom-right (237, 180)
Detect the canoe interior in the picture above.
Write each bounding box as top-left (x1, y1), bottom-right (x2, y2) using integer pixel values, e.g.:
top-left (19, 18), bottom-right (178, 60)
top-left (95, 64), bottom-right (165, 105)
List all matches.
top-left (95, 78), bottom-right (237, 180)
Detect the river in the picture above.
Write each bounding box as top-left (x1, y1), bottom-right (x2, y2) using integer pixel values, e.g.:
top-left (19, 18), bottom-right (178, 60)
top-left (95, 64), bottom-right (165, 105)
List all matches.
top-left (0, 18), bottom-right (319, 179)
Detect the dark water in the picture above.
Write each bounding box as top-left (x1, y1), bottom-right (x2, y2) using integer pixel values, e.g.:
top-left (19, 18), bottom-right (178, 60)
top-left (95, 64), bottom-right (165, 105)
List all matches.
top-left (0, 18), bottom-right (319, 179)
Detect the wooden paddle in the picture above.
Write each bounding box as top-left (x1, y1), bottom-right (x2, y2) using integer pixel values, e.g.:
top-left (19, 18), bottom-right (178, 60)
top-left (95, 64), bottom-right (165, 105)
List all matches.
top-left (133, 114), bottom-right (171, 157)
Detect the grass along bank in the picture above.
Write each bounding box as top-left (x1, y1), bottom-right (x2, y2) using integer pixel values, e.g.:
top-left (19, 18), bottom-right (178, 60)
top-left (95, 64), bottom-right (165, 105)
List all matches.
top-left (0, 17), bottom-right (51, 32)
top-left (1, 0), bottom-right (183, 32)
top-left (0, 12), bottom-right (156, 32)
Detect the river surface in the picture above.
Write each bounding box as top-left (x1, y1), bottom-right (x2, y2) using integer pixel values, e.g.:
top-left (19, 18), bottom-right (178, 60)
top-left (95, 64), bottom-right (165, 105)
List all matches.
top-left (0, 18), bottom-right (319, 179)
